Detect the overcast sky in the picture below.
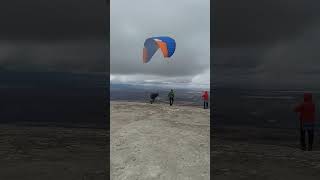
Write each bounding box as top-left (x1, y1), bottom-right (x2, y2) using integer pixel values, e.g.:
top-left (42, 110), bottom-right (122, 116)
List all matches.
top-left (2, 0), bottom-right (319, 90)
top-left (213, 0), bottom-right (320, 89)
top-left (110, 0), bottom-right (210, 88)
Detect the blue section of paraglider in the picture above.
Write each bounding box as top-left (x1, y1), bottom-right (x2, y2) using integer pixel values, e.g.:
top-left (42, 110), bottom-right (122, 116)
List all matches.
top-left (152, 36), bottom-right (176, 57)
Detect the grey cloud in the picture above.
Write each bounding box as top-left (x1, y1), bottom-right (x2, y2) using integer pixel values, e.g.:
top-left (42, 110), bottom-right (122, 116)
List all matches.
top-left (0, 0), bottom-right (108, 73)
top-left (212, 47), bottom-right (262, 87)
top-left (214, 0), bottom-right (320, 48)
top-left (0, 0), bottom-right (107, 42)
top-left (252, 25), bottom-right (320, 88)
top-left (0, 40), bottom-right (107, 73)
top-left (214, 24), bottom-right (320, 89)
top-left (213, 0), bottom-right (320, 88)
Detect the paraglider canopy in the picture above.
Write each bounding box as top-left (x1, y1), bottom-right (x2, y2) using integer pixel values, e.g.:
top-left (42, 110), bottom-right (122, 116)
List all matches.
top-left (143, 36), bottom-right (176, 63)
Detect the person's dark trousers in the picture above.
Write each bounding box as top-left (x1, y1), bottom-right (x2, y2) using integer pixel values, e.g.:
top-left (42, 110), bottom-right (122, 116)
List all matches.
top-left (169, 98), bottom-right (173, 106)
top-left (300, 129), bottom-right (306, 151)
top-left (308, 129), bottom-right (314, 151)
top-left (300, 127), bottom-right (314, 151)
top-left (203, 101), bottom-right (208, 109)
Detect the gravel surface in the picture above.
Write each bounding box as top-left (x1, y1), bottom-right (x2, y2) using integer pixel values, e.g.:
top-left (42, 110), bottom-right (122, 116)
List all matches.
top-left (111, 101), bottom-right (210, 180)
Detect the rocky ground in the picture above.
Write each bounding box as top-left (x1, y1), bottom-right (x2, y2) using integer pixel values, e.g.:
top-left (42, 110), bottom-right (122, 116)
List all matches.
top-left (0, 125), bottom-right (108, 180)
top-left (213, 127), bottom-right (320, 180)
top-left (111, 101), bottom-right (210, 180)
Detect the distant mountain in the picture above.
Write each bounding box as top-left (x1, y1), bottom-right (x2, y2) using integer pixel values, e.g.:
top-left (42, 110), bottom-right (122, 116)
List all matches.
top-left (110, 82), bottom-right (207, 105)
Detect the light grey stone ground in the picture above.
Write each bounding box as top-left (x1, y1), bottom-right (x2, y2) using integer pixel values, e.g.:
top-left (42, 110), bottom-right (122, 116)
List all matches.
top-left (111, 101), bottom-right (210, 180)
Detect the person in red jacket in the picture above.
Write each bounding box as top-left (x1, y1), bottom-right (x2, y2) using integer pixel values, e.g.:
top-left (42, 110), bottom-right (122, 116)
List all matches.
top-left (202, 91), bottom-right (209, 109)
top-left (294, 93), bottom-right (316, 151)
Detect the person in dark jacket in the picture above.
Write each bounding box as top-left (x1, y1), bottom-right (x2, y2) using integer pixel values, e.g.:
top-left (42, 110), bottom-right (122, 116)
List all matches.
top-left (294, 93), bottom-right (316, 151)
top-left (150, 93), bottom-right (159, 104)
top-left (168, 89), bottom-right (175, 106)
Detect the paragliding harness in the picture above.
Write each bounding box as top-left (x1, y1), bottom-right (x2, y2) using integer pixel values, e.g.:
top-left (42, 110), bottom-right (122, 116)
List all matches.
top-left (150, 93), bottom-right (159, 104)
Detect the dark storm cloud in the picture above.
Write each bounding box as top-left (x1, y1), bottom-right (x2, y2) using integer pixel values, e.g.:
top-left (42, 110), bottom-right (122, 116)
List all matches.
top-left (214, 0), bottom-right (320, 88)
top-left (213, 47), bottom-right (261, 68)
top-left (253, 25), bottom-right (320, 88)
top-left (0, 0), bottom-right (107, 42)
top-left (0, 0), bottom-right (108, 73)
top-left (214, 0), bottom-right (320, 48)
top-left (0, 41), bottom-right (107, 72)
top-left (212, 47), bottom-right (262, 87)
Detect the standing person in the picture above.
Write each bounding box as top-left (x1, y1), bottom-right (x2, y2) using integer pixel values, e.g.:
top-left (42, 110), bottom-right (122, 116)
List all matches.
top-left (168, 89), bottom-right (175, 106)
top-left (294, 93), bottom-right (316, 151)
top-left (202, 91), bottom-right (209, 109)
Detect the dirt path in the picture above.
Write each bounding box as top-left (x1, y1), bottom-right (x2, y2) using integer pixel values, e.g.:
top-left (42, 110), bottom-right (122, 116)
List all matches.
top-left (111, 101), bottom-right (210, 180)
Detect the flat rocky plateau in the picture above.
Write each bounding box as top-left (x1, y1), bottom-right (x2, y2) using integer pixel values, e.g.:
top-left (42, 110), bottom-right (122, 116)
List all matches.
top-left (111, 101), bottom-right (210, 180)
